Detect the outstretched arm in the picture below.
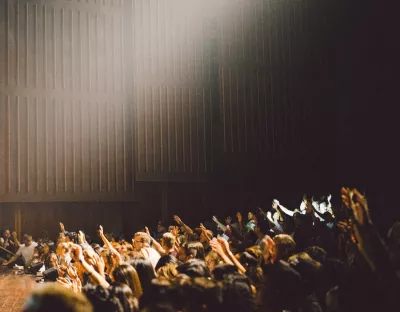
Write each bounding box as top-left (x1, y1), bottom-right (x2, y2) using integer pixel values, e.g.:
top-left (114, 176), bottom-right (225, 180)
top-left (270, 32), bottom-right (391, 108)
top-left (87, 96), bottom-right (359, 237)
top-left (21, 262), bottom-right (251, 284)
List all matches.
top-left (98, 225), bottom-right (122, 263)
top-left (174, 215), bottom-right (193, 235)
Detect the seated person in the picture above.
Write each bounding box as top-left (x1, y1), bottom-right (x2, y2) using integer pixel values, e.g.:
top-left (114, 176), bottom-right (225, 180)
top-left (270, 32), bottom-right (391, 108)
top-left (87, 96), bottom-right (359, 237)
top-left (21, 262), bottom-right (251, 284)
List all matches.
top-left (3, 234), bottom-right (38, 267)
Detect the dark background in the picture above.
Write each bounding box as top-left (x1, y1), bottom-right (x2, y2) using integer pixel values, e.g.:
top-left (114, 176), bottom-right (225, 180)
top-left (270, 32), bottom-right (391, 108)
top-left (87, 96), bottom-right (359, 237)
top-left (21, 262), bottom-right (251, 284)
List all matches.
top-left (0, 0), bottom-right (398, 240)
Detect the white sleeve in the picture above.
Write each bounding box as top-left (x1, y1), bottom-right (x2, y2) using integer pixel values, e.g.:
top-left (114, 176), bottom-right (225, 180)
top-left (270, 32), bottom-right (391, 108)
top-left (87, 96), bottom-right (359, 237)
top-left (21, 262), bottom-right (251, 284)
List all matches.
top-left (278, 204), bottom-right (295, 217)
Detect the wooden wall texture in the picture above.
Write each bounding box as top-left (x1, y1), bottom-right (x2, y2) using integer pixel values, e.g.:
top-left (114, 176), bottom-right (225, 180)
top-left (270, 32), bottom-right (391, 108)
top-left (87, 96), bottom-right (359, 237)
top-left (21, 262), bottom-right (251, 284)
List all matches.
top-left (0, 0), bottom-right (338, 237)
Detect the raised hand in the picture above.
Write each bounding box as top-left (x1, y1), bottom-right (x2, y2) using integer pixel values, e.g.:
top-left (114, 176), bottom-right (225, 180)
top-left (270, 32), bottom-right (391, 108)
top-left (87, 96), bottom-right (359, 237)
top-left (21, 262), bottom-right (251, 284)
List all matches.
top-left (217, 237), bottom-right (230, 254)
top-left (78, 231), bottom-right (85, 245)
top-left (59, 222), bottom-right (65, 232)
top-left (70, 244), bottom-right (84, 262)
top-left (170, 226), bottom-right (179, 237)
top-left (174, 215), bottom-right (183, 225)
top-left (98, 225), bottom-right (104, 236)
top-left (145, 226), bottom-right (151, 237)
top-left (209, 239), bottom-right (224, 255)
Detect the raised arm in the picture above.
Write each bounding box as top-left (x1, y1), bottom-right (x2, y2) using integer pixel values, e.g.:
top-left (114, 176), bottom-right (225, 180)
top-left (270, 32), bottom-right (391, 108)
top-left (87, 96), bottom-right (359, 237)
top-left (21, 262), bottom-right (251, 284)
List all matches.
top-left (145, 226), bottom-right (166, 256)
top-left (70, 244), bottom-right (109, 288)
top-left (174, 215), bottom-right (193, 235)
top-left (98, 225), bottom-right (122, 263)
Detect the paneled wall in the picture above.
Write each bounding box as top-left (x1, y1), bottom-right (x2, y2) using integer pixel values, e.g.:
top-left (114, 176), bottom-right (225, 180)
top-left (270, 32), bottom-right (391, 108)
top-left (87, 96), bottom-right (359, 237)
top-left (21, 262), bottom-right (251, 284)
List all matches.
top-left (131, 0), bottom-right (218, 181)
top-left (0, 0), bottom-right (344, 236)
top-left (0, 0), bottom-right (134, 202)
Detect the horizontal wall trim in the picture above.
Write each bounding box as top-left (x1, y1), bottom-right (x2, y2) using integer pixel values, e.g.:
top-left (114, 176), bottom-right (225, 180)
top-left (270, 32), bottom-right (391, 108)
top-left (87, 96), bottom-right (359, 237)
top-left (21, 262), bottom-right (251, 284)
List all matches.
top-left (0, 192), bottom-right (137, 203)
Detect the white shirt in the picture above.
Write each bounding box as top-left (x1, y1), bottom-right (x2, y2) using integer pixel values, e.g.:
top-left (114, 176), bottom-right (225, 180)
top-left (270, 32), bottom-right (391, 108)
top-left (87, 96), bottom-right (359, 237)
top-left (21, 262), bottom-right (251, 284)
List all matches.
top-left (141, 247), bottom-right (161, 269)
top-left (16, 242), bottom-right (38, 264)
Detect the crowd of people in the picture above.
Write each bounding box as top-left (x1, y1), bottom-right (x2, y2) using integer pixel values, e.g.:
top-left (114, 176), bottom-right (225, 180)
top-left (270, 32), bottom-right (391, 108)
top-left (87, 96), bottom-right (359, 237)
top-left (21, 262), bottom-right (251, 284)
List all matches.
top-left (1, 188), bottom-right (399, 312)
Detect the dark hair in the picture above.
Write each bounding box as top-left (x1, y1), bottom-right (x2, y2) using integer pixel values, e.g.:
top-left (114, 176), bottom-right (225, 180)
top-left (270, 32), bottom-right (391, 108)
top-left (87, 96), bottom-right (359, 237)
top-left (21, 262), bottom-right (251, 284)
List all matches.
top-left (183, 242), bottom-right (205, 261)
top-left (112, 264), bottom-right (143, 298)
top-left (221, 272), bottom-right (255, 312)
top-left (259, 261), bottom-right (302, 312)
top-left (305, 246), bottom-right (328, 264)
top-left (155, 255), bottom-right (178, 272)
top-left (110, 283), bottom-right (137, 312)
top-left (83, 284), bottom-right (123, 312)
top-left (128, 257), bottom-right (156, 294)
top-left (256, 218), bottom-right (269, 235)
top-left (185, 277), bottom-right (222, 312)
top-left (176, 259), bottom-right (210, 278)
top-left (212, 264), bottom-right (238, 281)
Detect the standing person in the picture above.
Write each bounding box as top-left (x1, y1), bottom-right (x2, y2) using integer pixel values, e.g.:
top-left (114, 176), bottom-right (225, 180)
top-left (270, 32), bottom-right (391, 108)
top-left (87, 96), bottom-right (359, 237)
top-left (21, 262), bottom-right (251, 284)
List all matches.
top-left (2, 234), bottom-right (38, 267)
top-left (132, 232), bottom-right (160, 269)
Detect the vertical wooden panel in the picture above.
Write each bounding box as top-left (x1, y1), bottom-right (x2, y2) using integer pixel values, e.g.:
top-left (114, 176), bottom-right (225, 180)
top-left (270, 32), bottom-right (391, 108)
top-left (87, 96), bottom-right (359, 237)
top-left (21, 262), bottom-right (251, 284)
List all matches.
top-left (0, 0), bottom-right (133, 202)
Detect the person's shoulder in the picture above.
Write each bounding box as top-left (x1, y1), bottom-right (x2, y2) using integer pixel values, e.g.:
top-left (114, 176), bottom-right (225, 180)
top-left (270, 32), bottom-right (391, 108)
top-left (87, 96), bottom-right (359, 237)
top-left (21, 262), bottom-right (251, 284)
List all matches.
top-left (32, 242), bottom-right (38, 247)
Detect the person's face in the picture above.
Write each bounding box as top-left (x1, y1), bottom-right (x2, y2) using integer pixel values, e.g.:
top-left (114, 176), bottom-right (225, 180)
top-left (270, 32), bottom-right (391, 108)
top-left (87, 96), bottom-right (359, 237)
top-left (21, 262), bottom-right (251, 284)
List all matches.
top-left (133, 237), bottom-right (145, 251)
top-left (3, 230), bottom-right (10, 239)
top-left (248, 212), bottom-right (254, 220)
top-left (305, 201), bottom-right (313, 214)
top-left (24, 237), bottom-right (32, 247)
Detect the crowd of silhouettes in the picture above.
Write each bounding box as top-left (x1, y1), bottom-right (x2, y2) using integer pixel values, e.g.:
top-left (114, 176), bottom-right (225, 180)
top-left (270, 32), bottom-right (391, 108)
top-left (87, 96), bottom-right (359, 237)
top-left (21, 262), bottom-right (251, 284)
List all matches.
top-left (1, 187), bottom-right (400, 312)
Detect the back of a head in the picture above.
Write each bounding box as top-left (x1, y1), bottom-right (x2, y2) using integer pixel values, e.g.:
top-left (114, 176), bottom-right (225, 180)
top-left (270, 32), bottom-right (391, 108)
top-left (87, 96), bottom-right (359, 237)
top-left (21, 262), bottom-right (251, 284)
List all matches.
top-left (221, 272), bottom-right (255, 312)
top-left (83, 284), bottom-right (123, 312)
top-left (110, 283), bottom-right (137, 312)
top-left (259, 261), bottom-right (302, 312)
top-left (112, 263), bottom-right (143, 298)
top-left (185, 241), bottom-right (205, 261)
top-left (212, 264), bottom-right (238, 281)
top-left (162, 232), bottom-right (176, 249)
top-left (155, 254), bottom-right (178, 272)
top-left (129, 257), bottom-right (156, 293)
top-left (176, 259), bottom-right (210, 278)
top-left (23, 284), bottom-right (93, 312)
top-left (273, 234), bottom-right (296, 261)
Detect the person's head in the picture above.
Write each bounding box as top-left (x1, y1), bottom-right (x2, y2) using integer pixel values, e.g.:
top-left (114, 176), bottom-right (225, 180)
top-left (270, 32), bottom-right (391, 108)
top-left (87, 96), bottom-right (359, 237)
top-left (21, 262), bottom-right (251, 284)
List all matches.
top-left (23, 284), bottom-right (93, 312)
top-left (2, 229), bottom-right (10, 239)
top-left (40, 244), bottom-right (50, 255)
top-left (56, 243), bottom-right (70, 257)
top-left (221, 272), bottom-right (255, 312)
top-left (178, 242), bottom-right (205, 262)
top-left (83, 284), bottom-right (122, 312)
top-left (185, 277), bottom-right (223, 312)
top-left (23, 234), bottom-right (33, 247)
top-left (176, 259), bottom-right (210, 278)
top-left (112, 263), bottom-right (143, 298)
top-left (254, 219), bottom-right (269, 238)
top-left (155, 255), bottom-right (178, 272)
top-left (199, 230), bottom-right (213, 244)
top-left (110, 283), bottom-right (137, 312)
top-left (128, 257), bottom-right (156, 294)
top-left (273, 234), bottom-right (296, 262)
top-left (205, 251), bottom-right (221, 272)
top-left (212, 264), bottom-right (238, 281)
top-left (304, 246), bottom-right (328, 264)
top-left (248, 212), bottom-right (255, 221)
top-left (258, 260), bottom-right (302, 312)
top-left (156, 263), bottom-right (179, 280)
top-left (133, 232), bottom-right (150, 251)
top-left (162, 232), bottom-right (176, 251)
top-left (245, 246), bottom-right (263, 266)
top-left (303, 199), bottom-right (313, 215)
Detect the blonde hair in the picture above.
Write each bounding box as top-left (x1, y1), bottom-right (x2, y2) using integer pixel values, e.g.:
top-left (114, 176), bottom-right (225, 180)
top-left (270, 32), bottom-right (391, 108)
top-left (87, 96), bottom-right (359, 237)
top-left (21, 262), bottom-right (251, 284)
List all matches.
top-left (156, 263), bottom-right (178, 280)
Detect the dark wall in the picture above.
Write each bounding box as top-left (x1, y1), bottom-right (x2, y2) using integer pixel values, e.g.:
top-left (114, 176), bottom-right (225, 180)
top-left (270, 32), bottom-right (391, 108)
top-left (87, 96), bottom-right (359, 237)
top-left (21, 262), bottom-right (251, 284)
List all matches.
top-left (0, 0), bottom-right (399, 238)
